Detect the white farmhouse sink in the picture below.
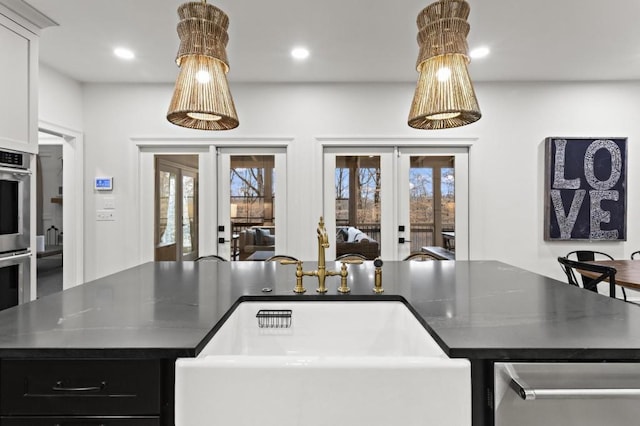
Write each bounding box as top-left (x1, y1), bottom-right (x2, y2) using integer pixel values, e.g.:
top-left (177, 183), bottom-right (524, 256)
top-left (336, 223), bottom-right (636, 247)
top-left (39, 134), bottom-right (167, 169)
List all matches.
top-left (175, 301), bottom-right (470, 426)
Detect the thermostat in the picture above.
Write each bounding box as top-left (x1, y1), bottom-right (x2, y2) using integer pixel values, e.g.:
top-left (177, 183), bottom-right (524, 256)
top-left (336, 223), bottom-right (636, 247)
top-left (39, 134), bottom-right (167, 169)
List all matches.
top-left (94, 177), bottom-right (113, 191)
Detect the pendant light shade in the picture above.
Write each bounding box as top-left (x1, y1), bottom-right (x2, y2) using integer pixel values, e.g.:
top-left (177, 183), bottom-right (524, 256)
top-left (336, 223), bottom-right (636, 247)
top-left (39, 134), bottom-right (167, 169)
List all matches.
top-left (167, 1), bottom-right (239, 131)
top-left (408, 0), bottom-right (481, 130)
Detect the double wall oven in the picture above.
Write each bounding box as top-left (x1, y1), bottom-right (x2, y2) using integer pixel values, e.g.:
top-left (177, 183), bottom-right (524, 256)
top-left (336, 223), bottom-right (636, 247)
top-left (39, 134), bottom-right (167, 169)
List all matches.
top-left (0, 149), bottom-right (31, 310)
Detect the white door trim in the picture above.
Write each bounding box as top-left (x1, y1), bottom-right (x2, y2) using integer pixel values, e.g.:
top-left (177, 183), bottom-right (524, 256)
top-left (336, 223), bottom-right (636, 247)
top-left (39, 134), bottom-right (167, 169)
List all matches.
top-left (316, 135), bottom-right (476, 147)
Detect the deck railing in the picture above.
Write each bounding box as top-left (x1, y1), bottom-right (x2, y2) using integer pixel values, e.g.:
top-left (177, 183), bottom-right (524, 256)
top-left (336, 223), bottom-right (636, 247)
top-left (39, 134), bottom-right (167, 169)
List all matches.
top-left (337, 222), bottom-right (453, 253)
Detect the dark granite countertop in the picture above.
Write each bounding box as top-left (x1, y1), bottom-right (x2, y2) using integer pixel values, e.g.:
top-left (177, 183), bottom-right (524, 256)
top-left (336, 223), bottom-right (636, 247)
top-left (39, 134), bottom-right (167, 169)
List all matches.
top-left (1, 260), bottom-right (639, 360)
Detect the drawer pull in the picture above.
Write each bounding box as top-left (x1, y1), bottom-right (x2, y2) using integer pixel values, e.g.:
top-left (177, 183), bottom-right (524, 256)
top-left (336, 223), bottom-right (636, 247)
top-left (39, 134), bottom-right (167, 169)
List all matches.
top-left (52, 380), bottom-right (107, 392)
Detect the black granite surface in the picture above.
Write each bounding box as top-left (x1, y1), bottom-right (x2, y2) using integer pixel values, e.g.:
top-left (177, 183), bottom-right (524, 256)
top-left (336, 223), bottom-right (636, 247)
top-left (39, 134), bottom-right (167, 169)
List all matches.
top-left (1, 260), bottom-right (639, 360)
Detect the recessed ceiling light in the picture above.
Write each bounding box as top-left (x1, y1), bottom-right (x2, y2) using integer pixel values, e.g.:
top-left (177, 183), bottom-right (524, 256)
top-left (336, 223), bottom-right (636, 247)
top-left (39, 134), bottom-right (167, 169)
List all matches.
top-left (291, 47), bottom-right (310, 60)
top-left (114, 47), bottom-right (135, 60)
top-left (469, 46), bottom-right (490, 59)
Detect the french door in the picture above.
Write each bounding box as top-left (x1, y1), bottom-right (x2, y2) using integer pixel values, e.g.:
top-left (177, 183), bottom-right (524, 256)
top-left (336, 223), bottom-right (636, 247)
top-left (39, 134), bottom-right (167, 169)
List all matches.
top-left (323, 146), bottom-right (468, 260)
top-left (217, 147), bottom-right (287, 261)
top-left (154, 157), bottom-right (199, 261)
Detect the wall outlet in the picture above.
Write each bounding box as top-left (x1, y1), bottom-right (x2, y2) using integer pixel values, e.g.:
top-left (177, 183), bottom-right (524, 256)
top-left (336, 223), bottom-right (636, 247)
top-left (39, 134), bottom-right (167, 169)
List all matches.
top-left (96, 210), bottom-right (116, 221)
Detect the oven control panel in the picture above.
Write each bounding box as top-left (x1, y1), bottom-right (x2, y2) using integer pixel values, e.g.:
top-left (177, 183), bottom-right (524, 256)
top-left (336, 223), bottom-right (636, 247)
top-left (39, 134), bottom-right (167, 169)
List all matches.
top-left (0, 150), bottom-right (27, 169)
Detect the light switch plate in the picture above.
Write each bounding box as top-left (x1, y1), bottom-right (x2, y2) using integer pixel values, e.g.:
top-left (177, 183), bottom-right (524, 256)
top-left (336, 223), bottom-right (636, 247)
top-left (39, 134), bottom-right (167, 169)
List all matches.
top-left (103, 196), bottom-right (116, 209)
top-left (96, 210), bottom-right (116, 221)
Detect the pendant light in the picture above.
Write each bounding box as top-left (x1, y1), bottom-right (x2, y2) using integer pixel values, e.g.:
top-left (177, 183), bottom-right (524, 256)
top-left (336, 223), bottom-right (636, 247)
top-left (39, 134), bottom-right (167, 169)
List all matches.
top-left (167, 1), bottom-right (239, 130)
top-left (408, 0), bottom-right (481, 130)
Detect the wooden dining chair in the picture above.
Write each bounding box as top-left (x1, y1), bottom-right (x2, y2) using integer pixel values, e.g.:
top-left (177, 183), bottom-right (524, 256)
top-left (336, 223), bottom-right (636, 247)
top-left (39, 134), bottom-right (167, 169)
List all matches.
top-left (557, 256), bottom-right (618, 299)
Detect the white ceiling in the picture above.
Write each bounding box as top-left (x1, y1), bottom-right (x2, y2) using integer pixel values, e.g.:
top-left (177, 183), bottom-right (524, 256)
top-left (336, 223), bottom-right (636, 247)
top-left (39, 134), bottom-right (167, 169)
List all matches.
top-left (23, 0), bottom-right (640, 84)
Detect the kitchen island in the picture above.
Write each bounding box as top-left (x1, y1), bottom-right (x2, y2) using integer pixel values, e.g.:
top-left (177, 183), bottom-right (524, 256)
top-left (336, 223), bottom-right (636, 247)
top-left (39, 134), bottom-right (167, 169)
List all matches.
top-left (0, 260), bottom-right (639, 425)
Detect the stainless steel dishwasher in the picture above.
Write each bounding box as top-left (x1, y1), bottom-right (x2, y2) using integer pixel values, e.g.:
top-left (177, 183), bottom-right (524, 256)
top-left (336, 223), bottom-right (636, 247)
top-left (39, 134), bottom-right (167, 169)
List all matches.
top-left (495, 362), bottom-right (640, 425)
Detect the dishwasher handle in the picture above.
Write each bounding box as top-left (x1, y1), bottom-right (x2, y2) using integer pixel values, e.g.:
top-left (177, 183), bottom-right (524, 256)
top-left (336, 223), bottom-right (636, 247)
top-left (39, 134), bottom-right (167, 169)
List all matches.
top-left (510, 376), bottom-right (640, 401)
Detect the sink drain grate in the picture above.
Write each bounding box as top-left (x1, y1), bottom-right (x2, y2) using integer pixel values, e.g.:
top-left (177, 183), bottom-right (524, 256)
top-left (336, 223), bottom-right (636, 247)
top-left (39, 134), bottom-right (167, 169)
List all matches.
top-left (256, 309), bottom-right (292, 328)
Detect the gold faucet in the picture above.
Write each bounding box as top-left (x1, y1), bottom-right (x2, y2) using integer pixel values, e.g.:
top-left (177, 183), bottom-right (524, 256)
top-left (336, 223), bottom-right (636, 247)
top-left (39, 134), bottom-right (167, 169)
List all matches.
top-left (304, 216), bottom-right (341, 293)
top-left (281, 216), bottom-right (360, 293)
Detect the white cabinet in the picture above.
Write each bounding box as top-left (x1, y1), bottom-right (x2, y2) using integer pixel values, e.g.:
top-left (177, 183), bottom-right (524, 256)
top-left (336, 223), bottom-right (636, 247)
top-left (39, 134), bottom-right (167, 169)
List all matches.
top-left (0, 11), bottom-right (38, 154)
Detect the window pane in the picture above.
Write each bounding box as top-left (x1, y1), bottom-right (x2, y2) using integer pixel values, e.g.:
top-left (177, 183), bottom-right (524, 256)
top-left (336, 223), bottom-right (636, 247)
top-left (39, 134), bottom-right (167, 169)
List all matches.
top-left (159, 171), bottom-right (176, 245)
top-left (441, 167), bottom-right (455, 251)
top-left (230, 155), bottom-right (276, 261)
top-left (334, 156), bottom-right (381, 259)
top-left (409, 158), bottom-right (434, 250)
top-left (182, 175), bottom-right (196, 255)
top-left (409, 156), bottom-right (455, 254)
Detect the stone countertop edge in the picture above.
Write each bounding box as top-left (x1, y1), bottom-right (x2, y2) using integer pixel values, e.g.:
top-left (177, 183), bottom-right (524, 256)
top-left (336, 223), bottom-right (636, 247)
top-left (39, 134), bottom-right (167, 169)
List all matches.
top-left (0, 260), bottom-right (640, 361)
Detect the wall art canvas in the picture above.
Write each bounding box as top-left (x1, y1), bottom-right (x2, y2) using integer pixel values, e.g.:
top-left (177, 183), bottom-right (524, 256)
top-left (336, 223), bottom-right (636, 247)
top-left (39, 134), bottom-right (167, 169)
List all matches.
top-left (544, 137), bottom-right (627, 241)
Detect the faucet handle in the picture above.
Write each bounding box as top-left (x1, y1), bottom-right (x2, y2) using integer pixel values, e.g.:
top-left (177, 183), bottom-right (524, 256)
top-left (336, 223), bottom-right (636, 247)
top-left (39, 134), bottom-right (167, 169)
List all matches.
top-left (279, 260), bottom-right (306, 294)
top-left (337, 262), bottom-right (351, 294)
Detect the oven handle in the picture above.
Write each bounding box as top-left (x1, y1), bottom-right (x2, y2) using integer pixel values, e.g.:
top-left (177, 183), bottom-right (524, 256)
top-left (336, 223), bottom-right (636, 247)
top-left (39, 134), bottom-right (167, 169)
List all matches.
top-left (0, 251), bottom-right (31, 263)
top-left (0, 166), bottom-right (31, 176)
top-left (509, 376), bottom-right (640, 400)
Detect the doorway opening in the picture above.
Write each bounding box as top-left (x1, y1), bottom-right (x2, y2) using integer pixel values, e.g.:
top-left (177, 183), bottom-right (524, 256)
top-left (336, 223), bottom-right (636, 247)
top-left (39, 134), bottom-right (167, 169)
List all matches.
top-left (154, 155), bottom-right (199, 261)
top-left (36, 131), bottom-right (63, 297)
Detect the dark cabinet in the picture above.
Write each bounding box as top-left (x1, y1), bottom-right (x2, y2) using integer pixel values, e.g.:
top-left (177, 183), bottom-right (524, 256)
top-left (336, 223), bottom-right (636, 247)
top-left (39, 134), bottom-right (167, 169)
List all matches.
top-left (0, 359), bottom-right (162, 424)
top-left (0, 417), bottom-right (160, 425)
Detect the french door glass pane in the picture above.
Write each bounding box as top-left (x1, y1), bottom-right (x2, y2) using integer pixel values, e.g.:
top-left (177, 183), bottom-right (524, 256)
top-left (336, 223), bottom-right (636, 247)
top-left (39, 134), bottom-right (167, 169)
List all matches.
top-left (230, 155), bottom-right (276, 260)
top-left (182, 175), bottom-right (195, 255)
top-left (159, 170), bottom-right (176, 245)
top-left (409, 158), bottom-right (434, 251)
top-left (409, 156), bottom-right (455, 253)
top-left (334, 156), bottom-right (381, 259)
top-left (441, 167), bottom-right (455, 250)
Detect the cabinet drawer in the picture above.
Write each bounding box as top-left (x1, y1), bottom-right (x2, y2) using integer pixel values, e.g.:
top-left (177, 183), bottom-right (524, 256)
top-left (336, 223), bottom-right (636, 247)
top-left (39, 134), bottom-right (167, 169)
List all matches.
top-left (0, 416), bottom-right (160, 425)
top-left (0, 359), bottom-right (161, 416)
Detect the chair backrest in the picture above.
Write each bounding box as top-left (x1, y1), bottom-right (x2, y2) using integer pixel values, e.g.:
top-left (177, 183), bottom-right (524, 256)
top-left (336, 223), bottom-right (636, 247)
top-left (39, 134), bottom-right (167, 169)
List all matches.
top-left (631, 251), bottom-right (640, 260)
top-left (566, 250), bottom-right (613, 261)
top-left (403, 252), bottom-right (439, 261)
top-left (265, 254), bottom-right (299, 262)
top-left (557, 256), bottom-right (617, 298)
top-left (565, 250), bottom-right (613, 288)
top-left (195, 254), bottom-right (228, 262)
top-left (335, 253), bottom-right (367, 261)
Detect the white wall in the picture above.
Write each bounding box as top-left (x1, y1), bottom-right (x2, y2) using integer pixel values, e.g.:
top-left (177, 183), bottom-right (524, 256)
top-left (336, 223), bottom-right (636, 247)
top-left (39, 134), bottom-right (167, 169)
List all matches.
top-left (79, 81), bottom-right (640, 281)
top-left (39, 64), bottom-right (83, 131)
